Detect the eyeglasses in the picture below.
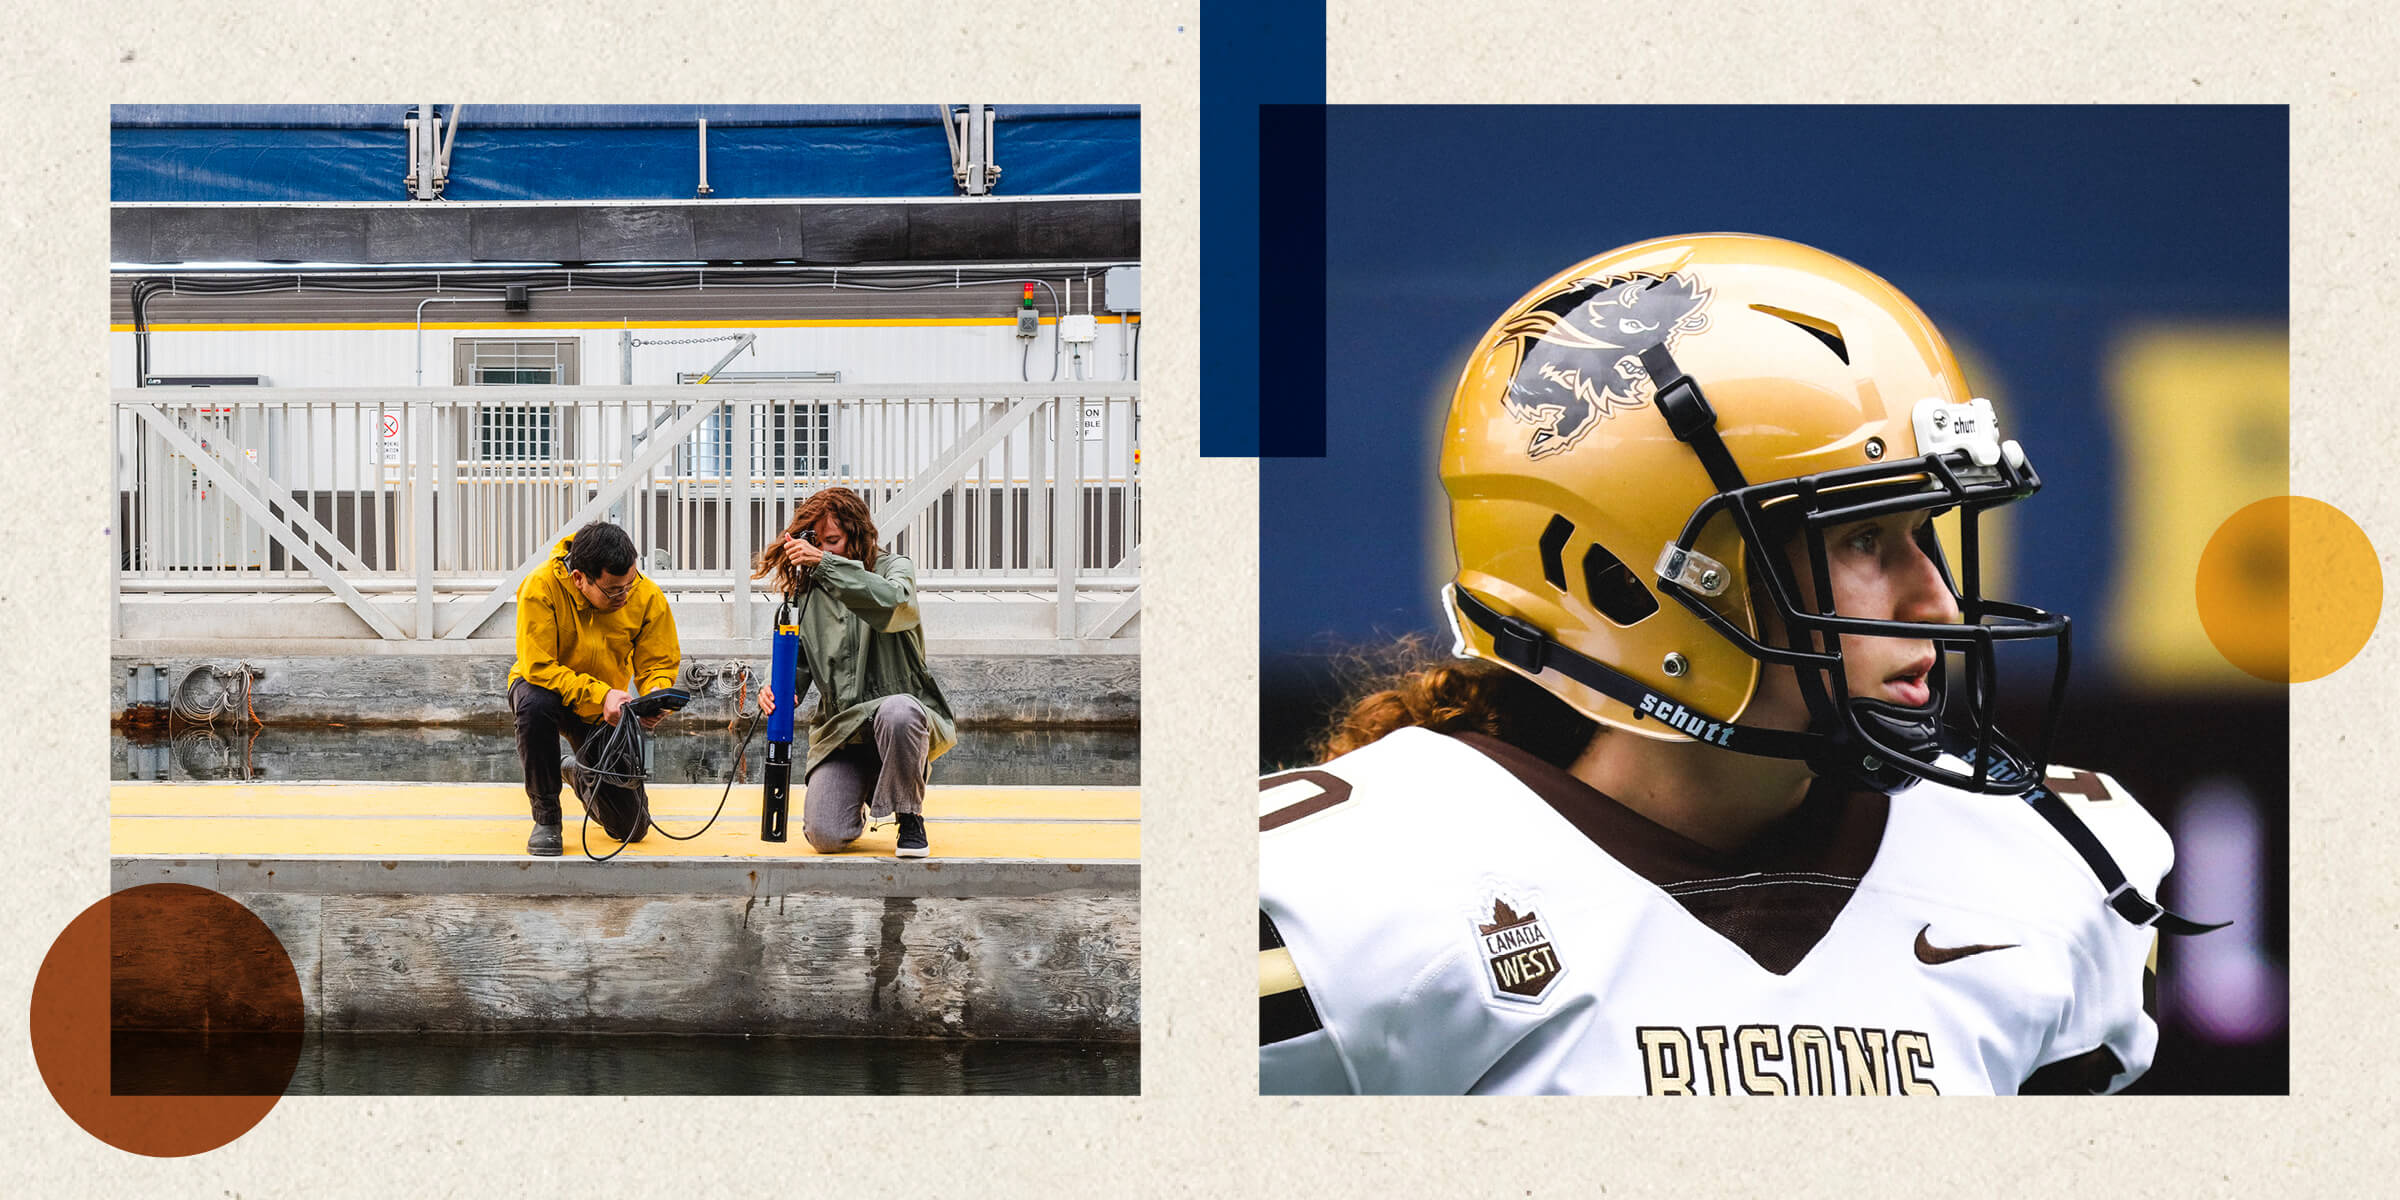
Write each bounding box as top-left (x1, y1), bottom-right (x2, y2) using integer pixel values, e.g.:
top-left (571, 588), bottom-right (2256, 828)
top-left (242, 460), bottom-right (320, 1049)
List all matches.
top-left (584, 570), bottom-right (640, 603)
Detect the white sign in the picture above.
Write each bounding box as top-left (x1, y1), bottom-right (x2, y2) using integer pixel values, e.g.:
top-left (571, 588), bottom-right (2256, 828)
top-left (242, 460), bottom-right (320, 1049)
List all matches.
top-left (381, 413), bottom-right (402, 462)
top-left (1082, 404), bottom-right (1104, 438)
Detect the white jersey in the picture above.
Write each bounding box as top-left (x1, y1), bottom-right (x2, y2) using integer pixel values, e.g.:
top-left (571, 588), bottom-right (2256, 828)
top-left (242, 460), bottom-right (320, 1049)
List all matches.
top-left (1259, 727), bottom-right (2173, 1095)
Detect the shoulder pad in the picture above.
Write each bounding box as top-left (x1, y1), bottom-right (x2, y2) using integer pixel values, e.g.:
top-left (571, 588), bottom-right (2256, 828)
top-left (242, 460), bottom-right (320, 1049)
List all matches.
top-left (1260, 727), bottom-right (1450, 832)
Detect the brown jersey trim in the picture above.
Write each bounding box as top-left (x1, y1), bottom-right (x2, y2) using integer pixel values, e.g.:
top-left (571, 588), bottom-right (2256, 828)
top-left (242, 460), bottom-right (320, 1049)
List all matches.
top-left (1448, 730), bottom-right (1889, 975)
top-left (1261, 769), bottom-right (1354, 832)
top-left (2049, 767), bottom-right (2111, 801)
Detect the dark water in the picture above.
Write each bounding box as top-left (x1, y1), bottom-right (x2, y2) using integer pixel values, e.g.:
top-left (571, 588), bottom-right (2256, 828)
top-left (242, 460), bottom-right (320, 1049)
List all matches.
top-left (116, 1030), bottom-right (1138, 1096)
top-left (113, 725), bottom-right (1139, 787)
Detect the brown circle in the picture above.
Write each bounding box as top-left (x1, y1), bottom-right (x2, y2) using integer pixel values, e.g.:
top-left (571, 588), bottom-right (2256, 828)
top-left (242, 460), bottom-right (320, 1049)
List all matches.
top-left (27, 883), bottom-right (303, 1157)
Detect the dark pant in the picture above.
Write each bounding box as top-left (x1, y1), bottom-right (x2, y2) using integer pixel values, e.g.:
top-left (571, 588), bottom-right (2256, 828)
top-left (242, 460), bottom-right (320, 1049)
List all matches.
top-left (511, 680), bottom-right (652, 840)
top-left (511, 680), bottom-right (591, 825)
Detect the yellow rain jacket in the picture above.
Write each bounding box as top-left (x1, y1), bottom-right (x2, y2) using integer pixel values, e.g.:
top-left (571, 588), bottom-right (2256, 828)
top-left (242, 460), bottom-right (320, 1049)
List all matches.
top-left (506, 534), bottom-right (682, 720)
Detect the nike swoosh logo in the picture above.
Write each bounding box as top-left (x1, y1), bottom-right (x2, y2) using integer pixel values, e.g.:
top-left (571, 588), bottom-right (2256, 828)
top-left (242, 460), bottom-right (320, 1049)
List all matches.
top-left (1914, 924), bottom-right (2019, 965)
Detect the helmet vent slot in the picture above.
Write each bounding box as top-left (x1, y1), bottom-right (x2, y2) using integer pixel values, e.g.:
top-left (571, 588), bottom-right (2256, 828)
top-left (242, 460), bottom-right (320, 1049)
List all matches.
top-left (1751, 304), bottom-right (1849, 365)
top-left (1583, 543), bottom-right (1661, 626)
top-left (1539, 515), bottom-right (1573, 590)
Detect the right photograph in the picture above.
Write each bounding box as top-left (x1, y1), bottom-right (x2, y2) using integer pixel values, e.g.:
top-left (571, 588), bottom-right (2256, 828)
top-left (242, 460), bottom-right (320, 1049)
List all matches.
top-left (1259, 105), bottom-right (2291, 1095)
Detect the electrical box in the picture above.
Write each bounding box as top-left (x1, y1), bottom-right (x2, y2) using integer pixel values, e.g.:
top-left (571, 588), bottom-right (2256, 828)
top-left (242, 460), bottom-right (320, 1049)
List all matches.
top-left (1103, 266), bottom-right (1141, 313)
top-left (1015, 310), bottom-right (1041, 339)
top-left (1060, 314), bottom-right (1099, 344)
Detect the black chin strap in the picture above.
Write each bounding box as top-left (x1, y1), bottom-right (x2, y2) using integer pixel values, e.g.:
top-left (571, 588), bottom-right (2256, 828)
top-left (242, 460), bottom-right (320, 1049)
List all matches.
top-left (1638, 343), bottom-right (1749, 495)
top-left (1451, 586), bottom-right (1817, 762)
top-left (1453, 586), bottom-right (2221, 937)
top-left (2022, 786), bottom-right (2228, 937)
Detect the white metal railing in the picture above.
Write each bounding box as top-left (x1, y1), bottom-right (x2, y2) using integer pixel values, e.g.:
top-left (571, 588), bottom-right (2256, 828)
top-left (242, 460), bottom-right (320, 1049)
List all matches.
top-left (113, 383), bottom-right (1140, 641)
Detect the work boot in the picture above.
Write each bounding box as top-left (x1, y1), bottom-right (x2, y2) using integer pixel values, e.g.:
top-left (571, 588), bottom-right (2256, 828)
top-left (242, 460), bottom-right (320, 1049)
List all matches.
top-left (895, 812), bottom-right (929, 858)
top-left (527, 822), bottom-right (563, 857)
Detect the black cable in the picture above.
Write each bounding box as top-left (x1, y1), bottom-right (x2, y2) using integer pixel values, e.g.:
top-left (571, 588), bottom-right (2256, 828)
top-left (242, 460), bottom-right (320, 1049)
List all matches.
top-left (126, 271), bottom-right (1074, 380)
top-left (572, 694), bottom-right (763, 861)
top-left (574, 709), bottom-right (651, 863)
top-left (125, 268), bottom-right (1076, 301)
top-left (651, 705), bottom-right (761, 843)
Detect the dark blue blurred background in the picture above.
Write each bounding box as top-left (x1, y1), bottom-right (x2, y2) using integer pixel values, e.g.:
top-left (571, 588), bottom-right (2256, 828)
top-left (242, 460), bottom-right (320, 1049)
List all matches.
top-left (1268, 104), bottom-right (2285, 661)
top-left (1262, 105), bottom-right (2289, 1093)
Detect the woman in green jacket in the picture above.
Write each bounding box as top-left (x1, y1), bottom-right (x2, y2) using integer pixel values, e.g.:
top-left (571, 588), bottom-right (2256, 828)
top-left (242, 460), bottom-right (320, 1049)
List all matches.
top-left (754, 487), bottom-right (957, 856)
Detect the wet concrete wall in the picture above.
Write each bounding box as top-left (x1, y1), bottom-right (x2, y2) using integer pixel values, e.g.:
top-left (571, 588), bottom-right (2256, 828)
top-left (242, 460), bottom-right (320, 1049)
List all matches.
top-left (112, 651), bottom-right (1139, 727)
top-left (113, 861), bottom-right (1140, 1042)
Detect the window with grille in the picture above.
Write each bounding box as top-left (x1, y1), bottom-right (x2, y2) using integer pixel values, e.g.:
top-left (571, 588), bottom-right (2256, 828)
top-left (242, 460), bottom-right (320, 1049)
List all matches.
top-left (675, 390), bottom-right (836, 479)
top-left (757, 402), bottom-right (833, 476)
top-left (455, 339), bottom-right (580, 461)
top-left (476, 406), bottom-right (554, 462)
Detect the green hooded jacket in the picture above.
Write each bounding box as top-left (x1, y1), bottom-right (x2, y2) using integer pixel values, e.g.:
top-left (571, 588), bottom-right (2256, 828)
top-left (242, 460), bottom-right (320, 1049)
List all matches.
top-left (782, 549), bottom-right (957, 774)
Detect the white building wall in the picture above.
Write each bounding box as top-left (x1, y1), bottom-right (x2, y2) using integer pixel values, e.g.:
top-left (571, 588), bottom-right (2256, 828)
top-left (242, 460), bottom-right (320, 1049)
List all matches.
top-left (113, 322), bottom-right (1139, 489)
top-left (112, 320), bottom-right (1140, 581)
top-left (111, 321), bottom-right (1138, 389)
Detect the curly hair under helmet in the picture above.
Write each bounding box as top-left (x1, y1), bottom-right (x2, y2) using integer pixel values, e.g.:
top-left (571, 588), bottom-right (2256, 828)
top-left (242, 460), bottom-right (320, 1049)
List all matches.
top-left (1312, 635), bottom-right (1598, 771)
top-left (751, 486), bottom-right (880, 594)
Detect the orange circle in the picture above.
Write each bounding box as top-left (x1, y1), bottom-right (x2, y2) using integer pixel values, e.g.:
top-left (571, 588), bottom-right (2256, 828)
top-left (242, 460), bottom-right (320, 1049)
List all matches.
top-left (2196, 496), bottom-right (2382, 683)
top-left (27, 884), bottom-right (302, 1157)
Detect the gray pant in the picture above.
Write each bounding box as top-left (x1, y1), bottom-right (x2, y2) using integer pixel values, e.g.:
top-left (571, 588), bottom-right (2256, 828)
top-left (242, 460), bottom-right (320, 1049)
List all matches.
top-left (802, 695), bottom-right (931, 852)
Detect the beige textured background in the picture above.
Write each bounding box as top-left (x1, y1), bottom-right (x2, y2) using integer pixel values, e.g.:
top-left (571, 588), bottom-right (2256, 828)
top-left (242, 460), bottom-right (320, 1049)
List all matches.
top-left (1, 2), bottom-right (2389, 1194)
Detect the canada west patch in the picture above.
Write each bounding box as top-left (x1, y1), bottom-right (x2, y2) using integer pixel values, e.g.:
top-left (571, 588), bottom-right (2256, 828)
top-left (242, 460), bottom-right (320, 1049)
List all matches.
top-left (1478, 896), bottom-right (1565, 1002)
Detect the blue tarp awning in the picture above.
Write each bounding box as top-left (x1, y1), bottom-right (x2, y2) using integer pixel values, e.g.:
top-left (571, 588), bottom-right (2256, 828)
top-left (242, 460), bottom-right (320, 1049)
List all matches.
top-left (111, 105), bottom-right (1138, 202)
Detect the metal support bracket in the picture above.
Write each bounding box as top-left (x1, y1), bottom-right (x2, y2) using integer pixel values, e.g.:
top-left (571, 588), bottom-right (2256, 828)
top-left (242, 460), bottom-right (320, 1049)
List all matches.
top-left (128, 404), bottom-right (410, 640)
top-left (942, 104), bottom-right (1002, 195)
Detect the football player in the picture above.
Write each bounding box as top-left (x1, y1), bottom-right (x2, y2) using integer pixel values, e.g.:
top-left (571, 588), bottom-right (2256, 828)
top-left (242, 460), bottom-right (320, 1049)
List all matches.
top-left (1259, 234), bottom-right (2217, 1096)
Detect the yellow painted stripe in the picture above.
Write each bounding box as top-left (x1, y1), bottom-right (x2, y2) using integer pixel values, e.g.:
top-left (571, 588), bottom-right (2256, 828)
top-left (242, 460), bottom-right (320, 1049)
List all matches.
top-left (111, 815), bottom-right (1137, 861)
top-left (109, 315), bottom-right (1129, 333)
top-left (111, 781), bottom-right (1138, 821)
top-left (1260, 947), bottom-right (1305, 998)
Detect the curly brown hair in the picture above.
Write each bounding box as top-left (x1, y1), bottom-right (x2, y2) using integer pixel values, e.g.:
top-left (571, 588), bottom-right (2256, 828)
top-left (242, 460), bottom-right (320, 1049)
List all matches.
top-left (1312, 635), bottom-right (1599, 769)
top-left (750, 486), bottom-right (880, 593)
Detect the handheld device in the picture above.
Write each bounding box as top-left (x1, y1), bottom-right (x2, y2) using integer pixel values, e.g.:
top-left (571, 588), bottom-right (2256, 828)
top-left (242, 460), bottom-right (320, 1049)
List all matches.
top-left (624, 687), bottom-right (691, 720)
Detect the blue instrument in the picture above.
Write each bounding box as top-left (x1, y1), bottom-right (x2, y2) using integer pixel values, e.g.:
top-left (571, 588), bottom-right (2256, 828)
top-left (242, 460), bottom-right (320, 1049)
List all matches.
top-left (761, 596), bottom-right (800, 842)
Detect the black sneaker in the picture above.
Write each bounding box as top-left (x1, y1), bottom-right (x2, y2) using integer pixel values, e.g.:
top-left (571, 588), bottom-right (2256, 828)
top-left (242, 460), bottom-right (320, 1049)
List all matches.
top-left (895, 812), bottom-right (929, 858)
top-left (527, 822), bottom-right (563, 857)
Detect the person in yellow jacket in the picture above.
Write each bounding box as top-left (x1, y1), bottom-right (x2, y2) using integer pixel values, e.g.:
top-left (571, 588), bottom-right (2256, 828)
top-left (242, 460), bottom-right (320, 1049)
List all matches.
top-left (507, 520), bottom-right (684, 856)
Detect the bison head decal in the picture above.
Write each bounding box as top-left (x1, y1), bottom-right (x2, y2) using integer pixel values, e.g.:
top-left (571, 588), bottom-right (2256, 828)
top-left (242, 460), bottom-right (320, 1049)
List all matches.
top-left (1494, 271), bottom-right (1713, 459)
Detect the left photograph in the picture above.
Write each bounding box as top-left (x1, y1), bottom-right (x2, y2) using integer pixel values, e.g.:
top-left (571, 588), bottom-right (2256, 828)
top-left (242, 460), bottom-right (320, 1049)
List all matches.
top-left (99, 104), bottom-right (1141, 1098)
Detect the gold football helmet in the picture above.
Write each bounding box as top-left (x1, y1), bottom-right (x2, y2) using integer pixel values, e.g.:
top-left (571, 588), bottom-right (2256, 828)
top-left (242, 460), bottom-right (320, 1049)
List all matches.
top-left (1441, 233), bottom-right (2065, 793)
